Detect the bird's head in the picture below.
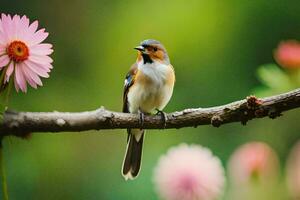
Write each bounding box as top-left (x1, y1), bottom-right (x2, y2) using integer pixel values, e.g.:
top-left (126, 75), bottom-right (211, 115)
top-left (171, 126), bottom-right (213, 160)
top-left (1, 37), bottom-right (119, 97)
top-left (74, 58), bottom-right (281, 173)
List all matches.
top-left (135, 39), bottom-right (170, 65)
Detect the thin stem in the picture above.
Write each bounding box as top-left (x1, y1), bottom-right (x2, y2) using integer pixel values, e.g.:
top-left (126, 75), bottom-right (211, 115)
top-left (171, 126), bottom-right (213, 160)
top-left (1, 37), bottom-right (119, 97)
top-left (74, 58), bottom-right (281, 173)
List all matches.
top-left (0, 68), bottom-right (6, 85)
top-left (0, 140), bottom-right (8, 200)
top-left (0, 70), bottom-right (6, 121)
top-left (0, 62), bottom-right (11, 116)
top-left (4, 77), bottom-right (13, 108)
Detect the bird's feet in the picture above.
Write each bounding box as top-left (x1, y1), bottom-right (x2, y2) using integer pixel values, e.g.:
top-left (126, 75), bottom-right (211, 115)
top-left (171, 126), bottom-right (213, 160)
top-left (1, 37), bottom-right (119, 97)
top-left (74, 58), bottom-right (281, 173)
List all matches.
top-left (138, 109), bottom-right (145, 128)
top-left (156, 109), bottom-right (167, 128)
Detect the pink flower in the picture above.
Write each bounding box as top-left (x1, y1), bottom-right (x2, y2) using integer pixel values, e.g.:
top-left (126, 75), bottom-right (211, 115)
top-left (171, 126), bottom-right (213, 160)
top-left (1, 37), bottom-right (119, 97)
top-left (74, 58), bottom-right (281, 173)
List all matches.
top-left (274, 40), bottom-right (300, 69)
top-left (153, 144), bottom-right (225, 200)
top-left (286, 141), bottom-right (300, 199)
top-left (0, 14), bottom-right (53, 92)
top-left (228, 142), bottom-right (279, 185)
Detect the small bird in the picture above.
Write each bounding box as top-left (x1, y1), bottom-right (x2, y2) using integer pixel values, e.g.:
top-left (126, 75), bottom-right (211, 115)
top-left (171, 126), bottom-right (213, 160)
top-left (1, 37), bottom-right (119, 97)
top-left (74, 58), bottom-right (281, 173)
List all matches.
top-left (122, 39), bottom-right (175, 180)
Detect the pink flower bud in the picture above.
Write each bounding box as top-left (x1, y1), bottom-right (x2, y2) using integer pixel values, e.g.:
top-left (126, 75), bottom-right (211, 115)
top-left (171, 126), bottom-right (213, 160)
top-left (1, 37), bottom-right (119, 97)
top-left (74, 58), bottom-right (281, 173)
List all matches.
top-left (153, 144), bottom-right (225, 200)
top-left (274, 40), bottom-right (300, 69)
top-left (228, 142), bottom-right (279, 185)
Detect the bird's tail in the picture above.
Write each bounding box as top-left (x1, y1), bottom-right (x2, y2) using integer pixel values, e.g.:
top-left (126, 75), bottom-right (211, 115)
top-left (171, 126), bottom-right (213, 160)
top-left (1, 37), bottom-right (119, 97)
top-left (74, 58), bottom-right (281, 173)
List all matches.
top-left (122, 129), bottom-right (144, 180)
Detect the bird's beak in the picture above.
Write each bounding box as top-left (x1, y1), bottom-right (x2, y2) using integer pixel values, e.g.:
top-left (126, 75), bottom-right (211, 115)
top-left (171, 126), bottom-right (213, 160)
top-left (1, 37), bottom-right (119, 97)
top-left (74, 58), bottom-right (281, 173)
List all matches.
top-left (134, 45), bottom-right (145, 52)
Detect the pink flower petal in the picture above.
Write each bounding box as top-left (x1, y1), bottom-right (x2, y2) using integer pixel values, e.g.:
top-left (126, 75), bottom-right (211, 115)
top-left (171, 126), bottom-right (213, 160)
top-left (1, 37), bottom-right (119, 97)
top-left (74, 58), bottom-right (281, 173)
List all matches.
top-left (32, 62), bottom-right (51, 72)
top-left (0, 14), bottom-right (7, 40)
top-left (30, 43), bottom-right (53, 55)
top-left (20, 63), bottom-right (37, 88)
top-left (15, 63), bottom-right (27, 92)
top-left (0, 34), bottom-right (4, 45)
top-left (46, 63), bottom-right (53, 69)
top-left (22, 62), bottom-right (42, 86)
top-left (0, 55), bottom-right (10, 68)
top-left (28, 20), bottom-right (38, 35)
top-left (24, 60), bottom-right (50, 77)
top-left (1, 14), bottom-right (12, 40)
top-left (28, 29), bottom-right (49, 46)
top-left (11, 14), bottom-right (21, 38)
top-left (0, 20), bottom-right (5, 43)
top-left (29, 55), bottom-right (53, 64)
top-left (22, 20), bottom-right (38, 42)
top-left (16, 16), bottom-right (30, 41)
top-left (32, 62), bottom-right (53, 70)
top-left (14, 74), bottom-right (19, 92)
top-left (0, 45), bottom-right (6, 54)
top-left (19, 15), bottom-right (30, 33)
top-left (4, 61), bottom-right (14, 82)
top-left (20, 15), bottom-right (29, 29)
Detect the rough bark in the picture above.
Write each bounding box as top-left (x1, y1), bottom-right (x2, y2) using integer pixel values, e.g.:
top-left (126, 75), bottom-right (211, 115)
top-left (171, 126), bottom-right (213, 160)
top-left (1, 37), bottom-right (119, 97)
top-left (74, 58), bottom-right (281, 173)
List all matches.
top-left (1, 88), bottom-right (300, 137)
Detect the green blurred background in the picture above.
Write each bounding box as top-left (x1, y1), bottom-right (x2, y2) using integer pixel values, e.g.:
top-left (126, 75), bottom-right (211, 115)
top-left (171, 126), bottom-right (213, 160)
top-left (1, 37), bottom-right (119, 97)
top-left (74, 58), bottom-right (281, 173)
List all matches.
top-left (1, 0), bottom-right (300, 199)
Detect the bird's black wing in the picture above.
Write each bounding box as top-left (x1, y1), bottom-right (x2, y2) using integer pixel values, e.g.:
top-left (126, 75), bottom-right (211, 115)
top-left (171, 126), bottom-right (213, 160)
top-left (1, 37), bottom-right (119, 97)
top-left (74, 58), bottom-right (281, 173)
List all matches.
top-left (123, 63), bottom-right (138, 113)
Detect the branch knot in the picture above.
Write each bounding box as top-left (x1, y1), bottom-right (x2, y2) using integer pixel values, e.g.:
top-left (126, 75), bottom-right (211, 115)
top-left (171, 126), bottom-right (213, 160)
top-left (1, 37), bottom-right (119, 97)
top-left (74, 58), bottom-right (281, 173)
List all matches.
top-left (246, 95), bottom-right (262, 110)
top-left (211, 115), bottom-right (223, 127)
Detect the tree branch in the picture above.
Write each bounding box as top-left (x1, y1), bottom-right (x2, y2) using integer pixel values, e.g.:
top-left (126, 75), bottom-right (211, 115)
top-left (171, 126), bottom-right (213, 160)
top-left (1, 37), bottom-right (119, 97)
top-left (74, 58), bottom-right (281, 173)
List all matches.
top-left (1, 88), bottom-right (300, 137)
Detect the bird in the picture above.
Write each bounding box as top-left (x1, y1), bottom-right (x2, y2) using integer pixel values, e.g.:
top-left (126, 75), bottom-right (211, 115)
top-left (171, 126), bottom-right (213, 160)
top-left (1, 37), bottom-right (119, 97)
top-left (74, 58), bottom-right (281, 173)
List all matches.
top-left (122, 39), bottom-right (175, 180)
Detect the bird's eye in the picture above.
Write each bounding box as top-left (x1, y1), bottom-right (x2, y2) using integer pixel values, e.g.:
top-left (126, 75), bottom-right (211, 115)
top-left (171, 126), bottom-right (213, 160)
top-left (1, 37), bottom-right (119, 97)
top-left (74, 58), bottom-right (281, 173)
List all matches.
top-left (153, 47), bottom-right (158, 52)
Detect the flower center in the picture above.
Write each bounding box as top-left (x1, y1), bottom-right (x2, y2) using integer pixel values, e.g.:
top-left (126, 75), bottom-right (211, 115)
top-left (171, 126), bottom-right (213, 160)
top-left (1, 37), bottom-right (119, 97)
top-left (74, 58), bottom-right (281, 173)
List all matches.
top-left (6, 41), bottom-right (29, 62)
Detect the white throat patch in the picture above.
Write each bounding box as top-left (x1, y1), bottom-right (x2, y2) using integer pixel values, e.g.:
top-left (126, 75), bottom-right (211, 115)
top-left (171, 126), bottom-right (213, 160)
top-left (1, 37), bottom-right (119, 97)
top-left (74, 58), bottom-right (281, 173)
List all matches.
top-left (137, 61), bottom-right (169, 85)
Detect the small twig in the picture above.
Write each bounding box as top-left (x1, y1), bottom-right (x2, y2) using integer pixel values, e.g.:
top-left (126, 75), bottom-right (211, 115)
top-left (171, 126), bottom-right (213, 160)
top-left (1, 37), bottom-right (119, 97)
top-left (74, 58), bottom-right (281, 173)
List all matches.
top-left (0, 88), bottom-right (300, 138)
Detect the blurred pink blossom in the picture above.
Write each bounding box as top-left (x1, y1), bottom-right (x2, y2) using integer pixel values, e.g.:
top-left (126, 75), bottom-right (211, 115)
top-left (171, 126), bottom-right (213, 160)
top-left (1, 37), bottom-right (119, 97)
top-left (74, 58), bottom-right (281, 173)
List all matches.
top-left (228, 142), bottom-right (279, 185)
top-left (286, 141), bottom-right (300, 199)
top-left (274, 40), bottom-right (300, 69)
top-left (0, 14), bottom-right (53, 92)
top-left (153, 144), bottom-right (225, 200)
